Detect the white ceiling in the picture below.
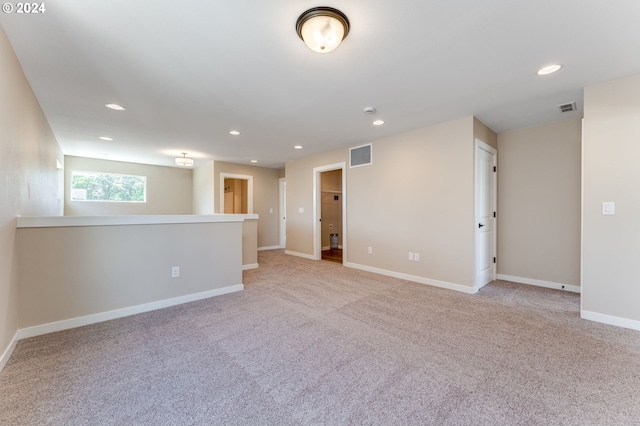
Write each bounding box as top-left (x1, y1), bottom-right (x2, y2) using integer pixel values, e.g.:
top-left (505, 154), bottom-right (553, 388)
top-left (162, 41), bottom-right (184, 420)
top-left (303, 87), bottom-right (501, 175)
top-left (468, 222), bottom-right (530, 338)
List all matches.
top-left (2, 1), bottom-right (640, 169)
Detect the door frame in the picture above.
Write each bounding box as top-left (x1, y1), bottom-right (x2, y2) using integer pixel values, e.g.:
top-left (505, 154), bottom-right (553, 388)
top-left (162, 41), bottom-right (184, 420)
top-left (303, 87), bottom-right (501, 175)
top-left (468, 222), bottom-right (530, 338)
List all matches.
top-left (474, 138), bottom-right (497, 290)
top-left (279, 177), bottom-right (286, 249)
top-left (220, 173), bottom-right (253, 214)
top-left (313, 162), bottom-right (346, 262)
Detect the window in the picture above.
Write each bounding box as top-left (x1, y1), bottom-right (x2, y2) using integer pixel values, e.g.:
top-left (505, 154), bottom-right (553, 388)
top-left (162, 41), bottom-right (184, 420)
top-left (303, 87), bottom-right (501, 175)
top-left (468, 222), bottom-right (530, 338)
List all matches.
top-left (71, 171), bottom-right (146, 202)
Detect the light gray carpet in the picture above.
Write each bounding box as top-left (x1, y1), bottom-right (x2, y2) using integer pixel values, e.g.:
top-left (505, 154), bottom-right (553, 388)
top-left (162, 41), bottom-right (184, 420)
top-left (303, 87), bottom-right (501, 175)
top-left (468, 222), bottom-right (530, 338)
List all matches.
top-left (2, 250), bottom-right (640, 425)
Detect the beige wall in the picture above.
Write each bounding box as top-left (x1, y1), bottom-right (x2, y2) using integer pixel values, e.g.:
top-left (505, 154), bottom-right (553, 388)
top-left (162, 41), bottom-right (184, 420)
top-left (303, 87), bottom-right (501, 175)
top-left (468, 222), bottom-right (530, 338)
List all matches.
top-left (286, 116), bottom-right (477, 289)
top-left (242, 218), bottom-right (258, 267)
top-left (193, 160), bottom-right (214, 214)
top-left (17, 221), bottom-right (242, 328)
top-left (285, 148), bottom-right (348, 256)
top-left (0, 27), bottom-right (63, 363)
top-left (348, 117), bottom-right (476, 288)
top-left (64, 156), bottom-right (193, 215)
top-left (582, 73), bottom-right (640, 325)
top-left (497, 119), bottom-right (581, 287)
top-left (474, 117), bottom-right (498, 150)
top-left (213, 161), bottom-right (280, 249)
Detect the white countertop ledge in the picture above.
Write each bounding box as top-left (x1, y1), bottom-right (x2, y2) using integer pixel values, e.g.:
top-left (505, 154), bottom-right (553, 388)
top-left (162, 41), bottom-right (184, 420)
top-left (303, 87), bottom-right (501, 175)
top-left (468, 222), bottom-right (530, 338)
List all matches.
top-left (17, 214), bottom-right (258, 228)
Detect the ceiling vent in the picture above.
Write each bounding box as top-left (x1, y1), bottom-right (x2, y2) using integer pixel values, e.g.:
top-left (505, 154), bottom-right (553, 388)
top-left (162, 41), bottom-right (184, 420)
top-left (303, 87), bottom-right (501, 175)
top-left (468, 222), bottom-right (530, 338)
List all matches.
top-left (350, 143), bottom-right (372, 168)
top-left (557, 102), bottom-right (577, 113)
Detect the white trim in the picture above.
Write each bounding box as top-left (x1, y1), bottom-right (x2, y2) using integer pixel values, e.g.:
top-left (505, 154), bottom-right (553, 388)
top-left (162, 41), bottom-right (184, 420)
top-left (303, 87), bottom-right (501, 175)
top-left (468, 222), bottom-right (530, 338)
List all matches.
top-left (17, 214), bottom-right (244, 228)
top-left (258, 246), bottom-right (280, 251)
top-left (345, 262), bottom-right (477, 294)
top-left (497, 274), bottom-right (580, 293)
top-left (242, 263), bottom-right (259, 270)
top-left (321, 245), bottom-right (343, 251)
top-left (0, 331), bottom-right (19, 373)
top-left (16, 284), bottom-right (244, 340)
top-left (580, 118), bottom-right (585, 314)
top-left (581, 310), bottom-right (640, 331)
top-left (220, 173), bottom-right (254, 214)
top-left (285, 250), bottom-right (316, 260)
top-left (279, 178), bottom-right (286, 249)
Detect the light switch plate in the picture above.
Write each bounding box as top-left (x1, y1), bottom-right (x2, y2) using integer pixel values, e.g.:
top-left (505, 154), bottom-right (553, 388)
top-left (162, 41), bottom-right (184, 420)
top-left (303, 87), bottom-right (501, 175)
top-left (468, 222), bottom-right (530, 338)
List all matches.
top-left (602, 202), bottom-right (615, 215)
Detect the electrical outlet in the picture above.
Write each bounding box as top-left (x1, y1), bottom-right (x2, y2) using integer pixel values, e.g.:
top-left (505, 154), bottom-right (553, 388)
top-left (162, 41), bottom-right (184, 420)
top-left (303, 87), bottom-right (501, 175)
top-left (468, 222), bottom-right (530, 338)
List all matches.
top-left (269, 208), bottom-right (273, 213)
top-left (368, 247), bottom-right (373, 254)
top-left (171, 266), bottom-right (180, 278)
top-left (408, 252), bottom-right (414, 261)
top-left (299, 207), bottom-right (304, 213)
top-left (414, 253), bottom-right (420, 262)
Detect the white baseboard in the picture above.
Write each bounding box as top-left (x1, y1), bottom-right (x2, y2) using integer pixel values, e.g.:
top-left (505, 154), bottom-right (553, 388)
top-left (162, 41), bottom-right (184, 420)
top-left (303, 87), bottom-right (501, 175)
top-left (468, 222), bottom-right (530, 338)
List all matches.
top-left (581, 310), bottom-right (640, 331)
top-left (497, 274), bottom-right (580, 293)
top-left (258, 246), bottom-right (280, 251)
top-left (243, 263), bottom-right (259, 270)
top-left (322, 245), bottom-right (330, 251)
top-left (17, 284), bottom-right (244, 340)
top-left (285, 250), bottom-right (316, 260)
top-left (344, 262), bottom-right (477, 294)
top-left (0, 331), bottom-right (19, 373)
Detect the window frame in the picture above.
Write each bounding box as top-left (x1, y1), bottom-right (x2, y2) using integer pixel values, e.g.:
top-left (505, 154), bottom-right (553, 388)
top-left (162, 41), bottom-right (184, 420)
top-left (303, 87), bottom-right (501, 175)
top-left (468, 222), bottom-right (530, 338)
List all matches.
top-left (70, 170), bottom-right (147, 203)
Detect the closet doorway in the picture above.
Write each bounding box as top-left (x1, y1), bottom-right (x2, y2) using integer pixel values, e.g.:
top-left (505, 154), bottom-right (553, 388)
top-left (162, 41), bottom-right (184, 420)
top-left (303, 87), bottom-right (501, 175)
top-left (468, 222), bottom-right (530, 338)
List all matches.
top-left (313, 163), bottom-right (346, 264)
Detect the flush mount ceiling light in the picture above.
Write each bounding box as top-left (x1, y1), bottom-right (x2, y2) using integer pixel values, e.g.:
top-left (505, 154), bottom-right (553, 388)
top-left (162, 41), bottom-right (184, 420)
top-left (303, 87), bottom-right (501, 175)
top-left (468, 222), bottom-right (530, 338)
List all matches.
top-left (105, 103), bottom-right (125, 111)
top-left (99, 136), bottom-right (113, 141)
top-left (537, 64), bottom-right (562, 75)
top-left (229, 130), bottom-right (240, 136)
top-left (294, 145), bottom-right (303, 149)
top-left (175, 152), bottom-right (194, 167)
top-left (296, 7), bottom-right (350, 53)
top-left (373, 120), bottom-right (385, 126)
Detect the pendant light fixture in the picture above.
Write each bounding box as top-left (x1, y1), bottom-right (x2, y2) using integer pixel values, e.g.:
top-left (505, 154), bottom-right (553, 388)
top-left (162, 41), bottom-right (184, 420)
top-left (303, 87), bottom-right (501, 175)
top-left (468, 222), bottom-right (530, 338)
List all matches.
top-left (175, 152), bottom-right (193, 167)
top-left (296, 7), bottom-right (350, 53)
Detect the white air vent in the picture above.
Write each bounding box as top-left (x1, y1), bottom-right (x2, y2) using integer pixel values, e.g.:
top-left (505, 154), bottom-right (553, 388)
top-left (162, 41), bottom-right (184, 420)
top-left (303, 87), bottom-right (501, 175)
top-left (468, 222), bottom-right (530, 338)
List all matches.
top-left (350, 144), bottom-right (372, 168)
top-left (557, 102), bottom-right (577, 113)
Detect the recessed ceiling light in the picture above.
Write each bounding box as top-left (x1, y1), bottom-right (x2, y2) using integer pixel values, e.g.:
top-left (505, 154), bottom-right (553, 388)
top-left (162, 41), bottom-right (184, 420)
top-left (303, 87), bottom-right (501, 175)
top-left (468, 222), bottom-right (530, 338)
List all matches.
top-left (99, 136), bottom-right (113, 141)
top-left (250, 160), bottom-right (258, 163)
top-left (230, 130), bottom-right (240, 136)
top-left (105, 103), bottom-right (125, 111)
top-left (294, 145), bottom-right (303, 149)
top-left (536, 64), bottom-right (562, 76)
top-left (373, 120), bottom-right (385, 126)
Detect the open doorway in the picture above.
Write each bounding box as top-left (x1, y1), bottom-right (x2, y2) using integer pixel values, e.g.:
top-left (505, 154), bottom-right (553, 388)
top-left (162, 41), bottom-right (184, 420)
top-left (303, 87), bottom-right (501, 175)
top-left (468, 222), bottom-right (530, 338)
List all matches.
top-left (220, 173), bottom-right (253, 214)
top-left (320, 170), bottom-right (343, 263)
top-left (313, 162), bottom-right (346, 264)
top-left (224, 178), bottom-right (248, 214)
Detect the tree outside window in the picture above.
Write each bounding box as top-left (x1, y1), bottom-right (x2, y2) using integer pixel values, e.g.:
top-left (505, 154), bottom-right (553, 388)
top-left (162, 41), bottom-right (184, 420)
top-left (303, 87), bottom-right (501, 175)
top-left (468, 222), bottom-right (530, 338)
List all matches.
top-left (71, 171), bottom-right (146, 202)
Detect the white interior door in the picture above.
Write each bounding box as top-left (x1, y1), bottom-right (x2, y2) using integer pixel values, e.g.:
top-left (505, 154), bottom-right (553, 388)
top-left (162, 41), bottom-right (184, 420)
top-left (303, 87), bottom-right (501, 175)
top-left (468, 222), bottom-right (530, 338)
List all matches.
top-left (279, 178), bottom-right (286, 249)
top-left (475, 139), bottom-right (497, 290)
